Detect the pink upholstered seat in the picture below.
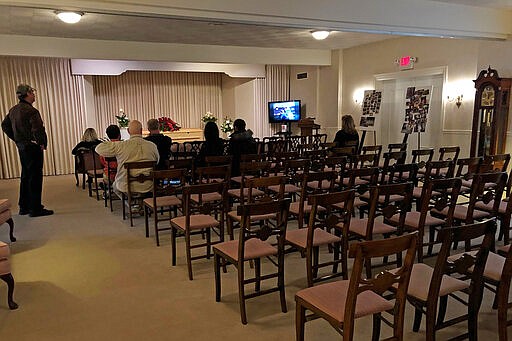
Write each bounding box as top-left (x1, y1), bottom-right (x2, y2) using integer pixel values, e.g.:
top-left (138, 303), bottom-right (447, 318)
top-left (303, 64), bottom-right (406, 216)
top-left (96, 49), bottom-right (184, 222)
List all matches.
top-left (389, 211), bottom-right (446, 229)
top-left (190, 192), bottom-right (222, 203)
top-left (285, 228), bottom-right (341, 249)
top-left (431, 205), bottom-right (490, 221)
top-left (227, 188), bottom-right (264, 198)
top-left (348, 218), bottom-right (396, 236)
top-left (171, 214), bottom-right (220, 230)
top-left (227, 210), bottom-right (275, 222)
top-left (143, 195), bottom-right (181, 208)
top-left (0, 199), bottom-right (11, 213)
top-left (296, 280), bottom-right (394, 323)
top-left (213, 238), bottom-right (277, 261)
top-left (0, 241), bottom-right (11, 275)
top-left (268, 184), bottom-right (301, 193)
top-left (474, 200), bottom-right (507, 214)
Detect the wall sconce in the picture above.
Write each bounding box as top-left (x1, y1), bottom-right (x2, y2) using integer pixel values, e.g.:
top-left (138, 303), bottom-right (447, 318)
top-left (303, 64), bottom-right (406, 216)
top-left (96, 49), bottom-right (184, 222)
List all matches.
top-left (447, 94), bottom-right (463, 108)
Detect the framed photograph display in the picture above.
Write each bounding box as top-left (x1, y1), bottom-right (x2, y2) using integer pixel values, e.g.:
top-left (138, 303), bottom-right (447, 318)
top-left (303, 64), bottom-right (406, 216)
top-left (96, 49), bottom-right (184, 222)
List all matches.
top-left (402, 87), bottom-right (431, 133)
top-left (359, 90), bottom-right (382, 131)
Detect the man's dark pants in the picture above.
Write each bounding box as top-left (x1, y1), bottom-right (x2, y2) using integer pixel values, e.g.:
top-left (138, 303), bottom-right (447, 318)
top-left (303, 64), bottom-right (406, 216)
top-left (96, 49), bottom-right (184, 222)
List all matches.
top-left (17, 143), bottom-right (43, 213)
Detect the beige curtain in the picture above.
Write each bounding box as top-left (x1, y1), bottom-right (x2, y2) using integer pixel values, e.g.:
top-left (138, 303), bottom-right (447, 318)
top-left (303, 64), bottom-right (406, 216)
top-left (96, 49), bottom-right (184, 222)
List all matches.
top-left (92, 71), bottom-right (222, 135)
top-left (253, 65), bottom-right (290, 138)
top-left (0, 56), bottom-right (86, 179)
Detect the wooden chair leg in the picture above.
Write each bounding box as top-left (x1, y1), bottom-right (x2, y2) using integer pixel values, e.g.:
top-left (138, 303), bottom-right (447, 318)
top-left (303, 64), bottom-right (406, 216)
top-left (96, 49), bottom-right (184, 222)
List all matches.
top-left (7, 218), bottom-right (16, 242)
top-left (171, 226), bottom-right (177, 266)
top-left (0, 273), bottom-right (18, 310)
top-left (296, 303), bottom-right (306, 341)
top-left (413, 307), bottom-right (422, 332)
top-left (498, 304), bottom-right (509, 341)
top-left (154, 210), bottom-right (161, 246)
top-left (214, 253), bottom-right (222, 302)
top-left (372, 313), bottom-right (381, 341)
top-left (185, 230), bottom-right (193, 280)
top-left (238, 264), bottom-right (248, 324)
top-left (437, 295), bottom-right (448, 325)
top-left (254, 258), bottom-right (261, 292)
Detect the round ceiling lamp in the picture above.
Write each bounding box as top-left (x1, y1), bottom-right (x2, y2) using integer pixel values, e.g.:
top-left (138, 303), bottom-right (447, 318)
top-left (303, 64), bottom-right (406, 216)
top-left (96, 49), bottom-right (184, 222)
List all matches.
top-left (311, 30), bottom-right (330, 40)
top-left (56, 11), bottom-right (83, 24)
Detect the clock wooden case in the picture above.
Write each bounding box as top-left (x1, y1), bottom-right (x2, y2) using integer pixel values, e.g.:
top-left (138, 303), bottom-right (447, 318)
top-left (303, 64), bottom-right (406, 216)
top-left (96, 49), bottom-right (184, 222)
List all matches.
top-left (470, 67), bottom-right (512, 157)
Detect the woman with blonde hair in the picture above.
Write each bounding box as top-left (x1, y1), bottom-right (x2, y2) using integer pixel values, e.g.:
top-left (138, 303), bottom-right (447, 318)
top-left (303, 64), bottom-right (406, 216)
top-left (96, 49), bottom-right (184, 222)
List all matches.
top-left (333, 114), bottom-right (359, 150)
top-left (72, 127), bottom-right (101, 155)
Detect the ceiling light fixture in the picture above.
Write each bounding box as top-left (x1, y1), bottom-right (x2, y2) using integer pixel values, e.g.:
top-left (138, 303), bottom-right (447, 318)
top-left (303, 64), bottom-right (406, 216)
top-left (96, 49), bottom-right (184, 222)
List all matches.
top-left (311, 30), bottom-right (330, 40)
top-left (56, 11), bottom-right (83, 24)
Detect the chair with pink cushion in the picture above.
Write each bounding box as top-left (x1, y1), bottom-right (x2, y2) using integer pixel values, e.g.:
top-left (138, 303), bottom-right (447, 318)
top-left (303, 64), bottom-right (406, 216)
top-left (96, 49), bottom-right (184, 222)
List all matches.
top-left (0, 241), bottom-right (18, 310)
top-left (0, 199), bottom-right (16, 242)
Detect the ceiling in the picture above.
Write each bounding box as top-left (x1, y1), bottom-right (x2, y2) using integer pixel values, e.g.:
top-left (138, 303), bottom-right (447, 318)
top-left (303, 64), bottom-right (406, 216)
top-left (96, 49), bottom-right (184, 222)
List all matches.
top-left (0, 6), bottom-right (395, 50)
top-left (430, 0), bottom-right (512, 9)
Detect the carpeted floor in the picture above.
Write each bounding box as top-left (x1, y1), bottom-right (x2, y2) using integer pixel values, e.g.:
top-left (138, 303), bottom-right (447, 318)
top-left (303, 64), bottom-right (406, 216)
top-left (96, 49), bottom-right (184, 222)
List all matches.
top-left (0, 175), bottom-right (504, 340)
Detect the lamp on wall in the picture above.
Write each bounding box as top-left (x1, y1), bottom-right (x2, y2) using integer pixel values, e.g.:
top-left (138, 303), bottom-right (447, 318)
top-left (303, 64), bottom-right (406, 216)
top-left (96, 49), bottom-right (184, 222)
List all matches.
top-left (447, 94), bottom-right (463, 108)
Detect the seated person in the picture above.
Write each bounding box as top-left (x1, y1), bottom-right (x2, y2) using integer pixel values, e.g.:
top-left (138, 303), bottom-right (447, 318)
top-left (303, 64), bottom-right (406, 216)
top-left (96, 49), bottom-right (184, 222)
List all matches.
top-left (96, 120), bottom-right (159, 196)
top-left (72, 128), bottom-right (101, 154)
top-left (333, 114), bottom-right (359, 151)
top-left (144, 118), bottom-right (172, 170)
top-left (197, 121), bottom-right (225, 167)
top-left (228, 119), bottom-right (257, 176)
top-left (99, 124), bottom-right (121, 182)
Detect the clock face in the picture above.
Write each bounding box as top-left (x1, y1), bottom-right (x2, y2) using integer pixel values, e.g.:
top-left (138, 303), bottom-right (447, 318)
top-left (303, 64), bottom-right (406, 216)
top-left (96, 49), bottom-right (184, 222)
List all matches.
top-left (481, 85), bottom-right (495, 107)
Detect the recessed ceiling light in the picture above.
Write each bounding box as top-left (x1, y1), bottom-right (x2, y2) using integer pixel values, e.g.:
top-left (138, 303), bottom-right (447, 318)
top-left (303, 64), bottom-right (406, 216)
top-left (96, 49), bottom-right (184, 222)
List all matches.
top-left (56, 11), bottom-right (83, 24)
top-left (311, 30), bottom-right (330, 40)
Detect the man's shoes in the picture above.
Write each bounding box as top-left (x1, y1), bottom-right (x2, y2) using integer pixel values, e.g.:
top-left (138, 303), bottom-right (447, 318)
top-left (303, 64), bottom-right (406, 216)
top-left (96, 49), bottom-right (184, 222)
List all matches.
top-left (19, 208), bottom-right (29, 215)
top-left (29, 208), bottom-right (54, 217)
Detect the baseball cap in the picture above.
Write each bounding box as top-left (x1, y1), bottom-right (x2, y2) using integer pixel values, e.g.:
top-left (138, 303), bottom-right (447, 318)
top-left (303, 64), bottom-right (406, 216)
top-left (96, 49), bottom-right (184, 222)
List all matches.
top-left (16, 84), bottom-right (35, 97)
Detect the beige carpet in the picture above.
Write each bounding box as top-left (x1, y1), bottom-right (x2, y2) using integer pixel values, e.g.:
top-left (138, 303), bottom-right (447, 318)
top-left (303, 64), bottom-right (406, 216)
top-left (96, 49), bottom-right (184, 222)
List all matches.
top-left (0, 175), bottom-right (503, 340)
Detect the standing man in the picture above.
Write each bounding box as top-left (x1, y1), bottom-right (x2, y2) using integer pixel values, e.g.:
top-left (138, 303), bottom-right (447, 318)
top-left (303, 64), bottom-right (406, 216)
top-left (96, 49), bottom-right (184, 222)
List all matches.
top-left (1, 84), bottom-right (53, 217)
top-left (144, 118), bottom-right (172, 170)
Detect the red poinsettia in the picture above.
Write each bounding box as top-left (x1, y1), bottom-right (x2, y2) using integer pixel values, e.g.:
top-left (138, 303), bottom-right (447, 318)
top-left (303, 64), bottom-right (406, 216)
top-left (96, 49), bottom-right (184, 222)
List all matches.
top-left (158, 117), bottom-right (181, 132)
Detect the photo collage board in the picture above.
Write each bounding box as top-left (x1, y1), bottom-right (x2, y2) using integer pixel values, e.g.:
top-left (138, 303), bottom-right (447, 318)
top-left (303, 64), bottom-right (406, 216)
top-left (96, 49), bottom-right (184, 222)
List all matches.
top-left (359, 90), bottom-right (382, 131)
top-left (401, 87), bottom-right (431, 134)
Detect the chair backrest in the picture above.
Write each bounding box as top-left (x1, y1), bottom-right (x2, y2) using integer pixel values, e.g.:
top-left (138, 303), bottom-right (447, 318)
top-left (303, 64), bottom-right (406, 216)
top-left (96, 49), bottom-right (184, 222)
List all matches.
top-left (308, 190), bottom-right (355, 256)
top-left (168, 158), bottom-right (195, 183)
top-left (343, 167), bottom-right (379, 194)
top-left (183, 141), bottom-right (203, 158)
top-left (411, 148), bottom-right (434, 172)
top-left (205, 155), bottom-right (232, 166)
top-left (388, 142), bottom-right (407, 153)
top-left (322, 156), bottom-right (347, 173)
top-left (243, 175), bottom-right (286, 203)
top-left (424, 160), bottom-right (455, 179)
top-left (454, 157), bottom-right (482, 178)
top-left (236, 199), bottom-right (291, 264)
top-left (311, 134), bottom-right (327, 147)
top-left (481, 153), bottom-right (511, 172)
top-left (151, 168), bottom-right (187, 205)
top-left (124, 161), bottom-right (156, 197)
top-left (170, 142), bottom-right (187, 159)
top-left (344, 233), bottom-right (418, 341)
top-left (428, 219), bottom-right (496, 338)
top-left (380, 151), bottom-right (407, 183)
top-left (361, 144), bottom-right (383, 157)
top-left (365, 182), bottom-right (414, 239)
top-left (418, 177), bottom-right (462, 228)
top-left (353, 153), bottom-right (379, 168)
top-left (332, 146), bottom-right (357, 159)
top-left (388, 163), bottom-right (419, 184)
top-left (240, 154), bottom-right (263, 162)
top-left (466, 172), bottom-right (507, 223)
top-left (287, 135), bottom-right (304, 153)
top-left (195, 165), bottom-right (231, 184)
top-left (82, 149), bottom-right (103, 172)
top-left (438, 146), bottom-right (460, 162)
top-left (239, 160), bottom-right (271, 180)
top-left (182, 182), bottom-right (227, 223)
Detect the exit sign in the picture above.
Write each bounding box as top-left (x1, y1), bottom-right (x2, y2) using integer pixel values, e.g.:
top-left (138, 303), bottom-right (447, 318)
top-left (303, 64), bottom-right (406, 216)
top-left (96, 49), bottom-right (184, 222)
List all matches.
top-left (395, 56), bottom-right (417, 70)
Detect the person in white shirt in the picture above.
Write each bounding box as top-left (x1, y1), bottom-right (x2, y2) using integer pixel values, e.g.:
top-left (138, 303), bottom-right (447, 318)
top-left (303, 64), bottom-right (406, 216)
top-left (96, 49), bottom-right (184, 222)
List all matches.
top-left (96, 120), bottom-right (159, 195)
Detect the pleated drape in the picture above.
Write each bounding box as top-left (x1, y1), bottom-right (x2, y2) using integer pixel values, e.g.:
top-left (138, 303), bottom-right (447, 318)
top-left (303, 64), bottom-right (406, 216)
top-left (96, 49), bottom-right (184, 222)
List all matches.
top-left (0, 56), bottom-right (86, 179)
top-left (92, 71), bottom-right (222, 136)
top-left (253, 65), bottom-right (290, 138)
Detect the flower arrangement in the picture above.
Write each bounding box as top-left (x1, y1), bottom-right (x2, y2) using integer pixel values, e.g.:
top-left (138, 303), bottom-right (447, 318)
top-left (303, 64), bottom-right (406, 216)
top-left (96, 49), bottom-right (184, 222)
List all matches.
top-left (158, 116), bottom-right (181, 132)
top-left (115, 109), bottom-right (130, 128)
top-left (220, 117), bottom-right (234, 134)
top-left (202, 112), bottom-right (217, 123)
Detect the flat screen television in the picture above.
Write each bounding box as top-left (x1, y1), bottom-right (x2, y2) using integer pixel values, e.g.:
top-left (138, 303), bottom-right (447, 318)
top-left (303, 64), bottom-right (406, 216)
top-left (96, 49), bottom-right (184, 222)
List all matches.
top-left (268, 100), bottom-right (301, 123)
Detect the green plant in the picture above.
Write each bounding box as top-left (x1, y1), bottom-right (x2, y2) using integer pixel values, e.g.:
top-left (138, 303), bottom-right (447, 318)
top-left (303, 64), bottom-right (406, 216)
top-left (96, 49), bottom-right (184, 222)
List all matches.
top-left (115, 110), bottom-right (130, 128)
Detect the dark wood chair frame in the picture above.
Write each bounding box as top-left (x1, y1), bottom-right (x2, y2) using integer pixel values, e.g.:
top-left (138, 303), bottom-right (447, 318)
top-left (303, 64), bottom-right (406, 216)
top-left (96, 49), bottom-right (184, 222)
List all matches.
top-left (295, 233), bottom-right (418, 341)
top-left (214, 199), bottom-right (291, 324)
top-left (123, 161), bottom-right (156, 227)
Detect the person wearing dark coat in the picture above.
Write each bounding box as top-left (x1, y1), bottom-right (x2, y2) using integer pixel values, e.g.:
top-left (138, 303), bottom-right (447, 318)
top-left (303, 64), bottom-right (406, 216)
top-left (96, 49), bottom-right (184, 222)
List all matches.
top-left (144, 118), bottom-right (172, 170)
top-left (197, 121), bottom-right (225, 167)
top-left (228, 119), bottom-right (257, 176)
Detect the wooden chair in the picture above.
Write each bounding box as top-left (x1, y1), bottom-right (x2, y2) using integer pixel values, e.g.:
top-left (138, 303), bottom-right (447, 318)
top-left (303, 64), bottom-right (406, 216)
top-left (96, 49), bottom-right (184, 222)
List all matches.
top-left (339, 167), bottom-right (380, 218)
top-left (228, 161), bottom-right (271, 199)
top-left (286, 190), bottom-right (355, 287)
top-left (411, 148), bottom-right (434, 180)
top-left (168, 158), bottom-right (195, 183)
top-left (295, 233), bottom-right (418, 341)
top-left (361, 144), bottom-right (382, 160)
top-left (213, 199), bottom-right (291, 324)
top-left (227, 175), bottom-right (285, 240)
top-left (183, 141), bottom-right (203, 158)
top-left (379, 151), bottom-right (406, 184)
top-left (389, 177), bottom-right (462, 262)
top-left (352, 153), bottom-right (379, 169)
top-left (290, 171), bottom-right (336, 230)
top-left (205, 155), bottom-right (232, 167)
top-left (123, 161), bottom-right (156, 227)
top-left (387, 142), bottom-right (407, 153)
top-left (349, 182), bottom-right (414, 277)
top-left (454, 157), bottom-right (483, 196)
top-left (74, 151), bottom-right (87, 189)
top-left (402, 219), bottom-right (496, 341)
top-left (481, 153), bottom-right (511, 172)
top-left (143, 169), bottom-right (186, 246)
top-left (102, 156), bottom-right (118, 211)
top-left (269, 158), bottom-right (309, 197)
top-left (0, 199), bottom-right (16, 242)
top-left (170, 182), bottom-right (227, 280)
top-left (438, 146), bottom-right (460, 162)
top-left (412, 160), bottom-right (455, 209)
top-left (82, 148), bottom-right (104, 200)
top-left (0, 241), bottom-right (18, 310)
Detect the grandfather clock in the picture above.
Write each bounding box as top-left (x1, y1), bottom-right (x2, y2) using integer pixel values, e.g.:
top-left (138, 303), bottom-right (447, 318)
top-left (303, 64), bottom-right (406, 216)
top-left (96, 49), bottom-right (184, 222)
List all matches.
top-left (470, 67), bottom-right (512, 157)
